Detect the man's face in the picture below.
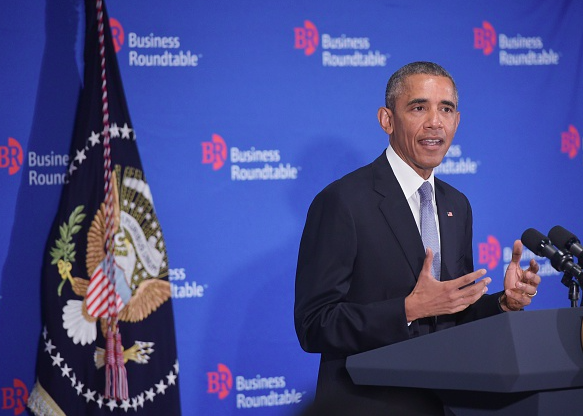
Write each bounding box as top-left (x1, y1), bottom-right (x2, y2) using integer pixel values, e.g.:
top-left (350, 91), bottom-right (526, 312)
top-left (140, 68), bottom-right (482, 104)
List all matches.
top-left (379, 74), bottom-right (460, 179)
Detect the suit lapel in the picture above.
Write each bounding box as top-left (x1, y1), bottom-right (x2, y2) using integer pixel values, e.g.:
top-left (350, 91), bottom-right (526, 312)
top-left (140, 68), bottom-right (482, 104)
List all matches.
top-left (372, 154), bottom-right (426, 278)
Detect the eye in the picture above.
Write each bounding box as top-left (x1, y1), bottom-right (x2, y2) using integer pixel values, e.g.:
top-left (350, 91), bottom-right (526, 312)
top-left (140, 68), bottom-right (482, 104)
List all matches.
top-left (442, 107), bottom-right (454, 113)
top-left (412, 106), bottom-right (424, 111)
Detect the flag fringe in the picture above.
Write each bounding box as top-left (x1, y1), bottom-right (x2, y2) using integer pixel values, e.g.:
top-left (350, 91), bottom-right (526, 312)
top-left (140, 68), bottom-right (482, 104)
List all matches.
top-left (28, 381), bottom-right (66, 416)
top-left (104, 327), bottom-right (129, 400)
top-left (115, 331), bottom-right (129, 399)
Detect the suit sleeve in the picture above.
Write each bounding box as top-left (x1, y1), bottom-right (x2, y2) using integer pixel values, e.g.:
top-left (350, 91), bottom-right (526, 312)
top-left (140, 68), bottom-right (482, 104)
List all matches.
top-left (294, 187), bottom-right (411, 355)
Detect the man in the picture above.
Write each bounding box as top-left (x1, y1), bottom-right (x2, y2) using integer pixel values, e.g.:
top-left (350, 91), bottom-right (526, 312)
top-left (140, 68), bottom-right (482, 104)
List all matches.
top-left (294, 62), bottom-right (541, 414)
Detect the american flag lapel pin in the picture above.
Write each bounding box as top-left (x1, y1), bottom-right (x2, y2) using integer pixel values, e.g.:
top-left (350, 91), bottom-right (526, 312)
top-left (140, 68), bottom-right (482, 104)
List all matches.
top-left (447, 211), bottom-right (453, 217)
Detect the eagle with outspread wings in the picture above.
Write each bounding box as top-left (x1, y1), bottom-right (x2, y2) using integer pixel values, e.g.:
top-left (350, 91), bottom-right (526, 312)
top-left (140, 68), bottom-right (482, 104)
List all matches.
top-left (61, 170), bottom-right (170, 364)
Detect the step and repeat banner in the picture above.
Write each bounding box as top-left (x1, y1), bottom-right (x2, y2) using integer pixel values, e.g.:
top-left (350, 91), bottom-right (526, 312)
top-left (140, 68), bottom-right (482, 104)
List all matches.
top-left (1, 0), bottom-right (582, 414)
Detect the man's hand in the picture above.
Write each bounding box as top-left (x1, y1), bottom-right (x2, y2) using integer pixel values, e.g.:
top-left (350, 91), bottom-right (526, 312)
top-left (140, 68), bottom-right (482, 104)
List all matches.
top-left (405, 248), bottom-right (491, 322)
top-left (499, 240), bottom-right (541, 312)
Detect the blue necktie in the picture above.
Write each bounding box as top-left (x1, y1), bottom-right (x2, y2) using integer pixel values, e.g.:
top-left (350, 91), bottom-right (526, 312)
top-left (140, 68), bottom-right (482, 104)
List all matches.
top-left (418, 181), bottom-right (440, 280)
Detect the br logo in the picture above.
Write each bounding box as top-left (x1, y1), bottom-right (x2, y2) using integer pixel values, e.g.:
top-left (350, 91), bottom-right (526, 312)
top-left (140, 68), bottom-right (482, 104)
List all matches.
top-left (473, 21), bottom-right (497, 56)
top-left (561, 124), bottom-right (580, 159)
top-left (478, 235), bottom-right (501, 270)
top-left (294, 20), bottom-right (319, 56)
top-left (0, 137), bottom-right (23, 176)
top-left (201, 133), bottom-right (228, 170)
top-left (1, 379), bottom-right (28, 416)
top-left (109, 17), bottom-right (124, 53)
top-left (207, 363), bottom-right (233, 399)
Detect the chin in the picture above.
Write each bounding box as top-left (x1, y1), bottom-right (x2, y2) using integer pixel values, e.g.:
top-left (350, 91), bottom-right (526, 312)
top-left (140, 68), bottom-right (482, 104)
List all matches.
top-left (422, 158), bottom-right (445, 169)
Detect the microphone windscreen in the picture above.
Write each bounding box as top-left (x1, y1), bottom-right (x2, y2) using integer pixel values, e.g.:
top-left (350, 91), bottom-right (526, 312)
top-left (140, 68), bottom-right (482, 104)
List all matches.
top-left (521, 228), bottom-right (547, 255)
top-left (549, 225), bottom-right (578, 248)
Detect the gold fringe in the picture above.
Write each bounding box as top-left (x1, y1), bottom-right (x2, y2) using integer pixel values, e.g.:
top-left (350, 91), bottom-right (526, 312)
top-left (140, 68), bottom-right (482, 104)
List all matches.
top-left (28, 380), bottom-right (67, 416)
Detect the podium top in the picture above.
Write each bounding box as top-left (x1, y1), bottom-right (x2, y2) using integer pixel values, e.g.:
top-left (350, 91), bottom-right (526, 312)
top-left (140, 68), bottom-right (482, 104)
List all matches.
top-left (346, 308), bottom-right (583, 393)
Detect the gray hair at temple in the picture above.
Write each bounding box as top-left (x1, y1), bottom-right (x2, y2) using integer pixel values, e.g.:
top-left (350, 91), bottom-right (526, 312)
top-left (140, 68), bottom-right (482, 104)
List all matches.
top-left (384, 61), bottom-right (459, 111)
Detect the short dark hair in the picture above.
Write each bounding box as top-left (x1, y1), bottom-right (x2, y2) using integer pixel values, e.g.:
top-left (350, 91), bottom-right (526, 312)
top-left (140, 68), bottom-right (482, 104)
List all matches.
top-left (384, 61), bottom-right (458, 111)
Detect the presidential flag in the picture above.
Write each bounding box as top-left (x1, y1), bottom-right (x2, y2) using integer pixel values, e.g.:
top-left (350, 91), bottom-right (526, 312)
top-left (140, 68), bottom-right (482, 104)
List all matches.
top-left (28, 0), bottom-right (181, 414)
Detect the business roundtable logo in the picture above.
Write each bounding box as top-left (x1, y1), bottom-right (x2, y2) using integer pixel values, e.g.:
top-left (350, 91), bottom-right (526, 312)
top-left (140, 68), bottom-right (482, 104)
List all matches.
top-left (294, 20), bottom-right (389, 67)
top-left (206, 363), bottom-right (304, 410)
top-left (201, 133), bottom-right (300, 181)
top-left (27, 150), bottom-right (68, 186)
top-left (561, 124), bottom-right (580, 160)
top-left (0, 137), bottom-right (23, 176)
top-left (169, 267), bottom-right (207, 300)
top-left (433, 144), bottom-right (479, 175)
top-left (0, 137), bottom-right (66, 186)
top-left (293, 20), bottom-right (319, 56)
top-left (478, 235), bottom-right (501, 270)
top-left (473, 21), bottom-right (560, 66)
top-left (110, 18), bottom-right (201, 67)
top-left (1, 379), bottom-right (28, 416)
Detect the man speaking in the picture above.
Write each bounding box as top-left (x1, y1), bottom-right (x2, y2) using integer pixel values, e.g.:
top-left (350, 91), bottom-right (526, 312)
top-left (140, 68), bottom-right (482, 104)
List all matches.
top-left (294, 62), bottom-right (541, 414)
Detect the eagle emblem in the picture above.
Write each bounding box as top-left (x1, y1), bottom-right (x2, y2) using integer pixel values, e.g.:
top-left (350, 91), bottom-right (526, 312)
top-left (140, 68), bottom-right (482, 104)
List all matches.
top-left (52, 166), bottom-right (170, 367)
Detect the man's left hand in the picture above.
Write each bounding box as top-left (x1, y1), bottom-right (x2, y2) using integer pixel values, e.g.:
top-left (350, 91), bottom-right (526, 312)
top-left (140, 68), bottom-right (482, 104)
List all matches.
top-left (500, 240), bottom-right (541, 312)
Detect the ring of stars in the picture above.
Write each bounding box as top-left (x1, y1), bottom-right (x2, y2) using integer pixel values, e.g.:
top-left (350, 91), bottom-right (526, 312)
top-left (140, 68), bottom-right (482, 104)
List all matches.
top-left (68, 122), bottom-right (136, 178)
top-left (40, 326), bottom-right (179, 412)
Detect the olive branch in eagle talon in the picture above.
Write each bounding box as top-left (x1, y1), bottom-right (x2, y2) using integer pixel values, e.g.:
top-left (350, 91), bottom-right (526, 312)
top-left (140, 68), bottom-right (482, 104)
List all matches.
top-left (50, 205), bottom-right (86, 296)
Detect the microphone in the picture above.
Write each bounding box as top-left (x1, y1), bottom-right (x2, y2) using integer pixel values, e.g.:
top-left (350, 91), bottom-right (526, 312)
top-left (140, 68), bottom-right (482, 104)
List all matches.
top-left (549, 225), bottom-right (583, 263)
top-left (520, 228), bottom-right (583, 279)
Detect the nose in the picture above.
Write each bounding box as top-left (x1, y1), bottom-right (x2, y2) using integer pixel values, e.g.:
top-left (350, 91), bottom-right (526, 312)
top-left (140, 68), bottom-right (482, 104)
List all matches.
top-left (424, 108), bottom-right (443, 129)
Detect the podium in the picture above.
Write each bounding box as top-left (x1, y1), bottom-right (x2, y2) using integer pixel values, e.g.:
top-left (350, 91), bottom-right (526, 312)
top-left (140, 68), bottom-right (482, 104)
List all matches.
top-left (346, 308), bottom-right (583, 415)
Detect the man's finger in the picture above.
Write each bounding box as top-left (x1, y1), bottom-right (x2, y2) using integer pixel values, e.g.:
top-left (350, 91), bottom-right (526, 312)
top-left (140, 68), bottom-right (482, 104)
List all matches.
top-left (522, 271), bottom-right (541, 288)
top-left (454, 269), bottom-right (488, 289)
top-left (511, 239), bottom-right (523, 264)
top-left (421, 248), bottom-right (435, 278)
top-left (528, 258), bottom-right (540, 274)
top-left (506, 288), bottom-right (531, 307)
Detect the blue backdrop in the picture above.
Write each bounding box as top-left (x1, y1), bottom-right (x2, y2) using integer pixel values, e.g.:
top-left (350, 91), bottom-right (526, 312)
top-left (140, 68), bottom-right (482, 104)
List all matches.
top-left (1, 0), bottom-right (582, 414)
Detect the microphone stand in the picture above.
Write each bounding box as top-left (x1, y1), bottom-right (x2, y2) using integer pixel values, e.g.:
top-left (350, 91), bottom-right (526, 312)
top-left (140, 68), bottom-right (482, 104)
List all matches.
top-left (561, 272), bottom-right (580, 308)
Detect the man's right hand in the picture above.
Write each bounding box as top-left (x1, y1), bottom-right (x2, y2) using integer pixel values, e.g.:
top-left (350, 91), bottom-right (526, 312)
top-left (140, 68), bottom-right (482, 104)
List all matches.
top-left (404, 248), bottom-right (491, 322)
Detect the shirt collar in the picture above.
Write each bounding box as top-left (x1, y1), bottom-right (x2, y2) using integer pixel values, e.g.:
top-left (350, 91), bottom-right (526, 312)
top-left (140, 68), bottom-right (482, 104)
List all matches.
top-left (385, 144), bottom-right (435, 200)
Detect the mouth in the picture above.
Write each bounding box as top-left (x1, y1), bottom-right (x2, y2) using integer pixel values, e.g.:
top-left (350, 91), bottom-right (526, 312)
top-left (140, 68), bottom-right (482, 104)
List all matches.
top-left (418, 138), bottom-right (444, 147)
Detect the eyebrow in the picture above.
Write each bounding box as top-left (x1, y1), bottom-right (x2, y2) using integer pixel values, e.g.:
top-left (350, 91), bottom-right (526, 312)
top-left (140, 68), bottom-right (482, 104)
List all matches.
top-left (406, 98), bottom-right (457, 109)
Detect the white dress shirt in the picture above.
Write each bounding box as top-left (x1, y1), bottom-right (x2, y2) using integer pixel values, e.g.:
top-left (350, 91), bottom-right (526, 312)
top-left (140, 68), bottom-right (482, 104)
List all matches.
top-left (385, 144), bottom-right (441, 246)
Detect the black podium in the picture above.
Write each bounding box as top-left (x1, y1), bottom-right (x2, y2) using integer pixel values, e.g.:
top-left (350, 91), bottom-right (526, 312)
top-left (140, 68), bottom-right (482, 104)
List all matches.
top-left (346, 308), bottom-right (583, 415)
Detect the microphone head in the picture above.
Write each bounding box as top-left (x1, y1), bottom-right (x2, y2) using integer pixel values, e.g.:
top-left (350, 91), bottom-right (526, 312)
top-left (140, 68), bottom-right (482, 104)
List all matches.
top-left (549, 225), bottom-right (580, 249)
top-left (521, 228), bottom-right (549, 256)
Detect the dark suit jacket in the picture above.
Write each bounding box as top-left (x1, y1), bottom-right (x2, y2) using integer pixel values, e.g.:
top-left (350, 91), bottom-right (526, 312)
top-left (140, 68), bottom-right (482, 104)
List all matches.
top-left (294, 152), bottom-right (502, 412)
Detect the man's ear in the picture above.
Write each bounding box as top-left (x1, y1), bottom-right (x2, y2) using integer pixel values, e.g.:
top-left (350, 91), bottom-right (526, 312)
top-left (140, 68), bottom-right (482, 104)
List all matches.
top-left (377, 107), bottom-right (394, 135)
